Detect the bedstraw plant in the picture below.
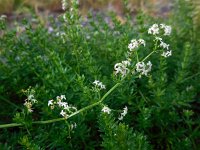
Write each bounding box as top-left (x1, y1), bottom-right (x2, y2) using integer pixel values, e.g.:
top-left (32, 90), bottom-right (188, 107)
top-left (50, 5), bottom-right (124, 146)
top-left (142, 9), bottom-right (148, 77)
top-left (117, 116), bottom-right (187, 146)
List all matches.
top-left (0, 0), bottom-right (200, 149)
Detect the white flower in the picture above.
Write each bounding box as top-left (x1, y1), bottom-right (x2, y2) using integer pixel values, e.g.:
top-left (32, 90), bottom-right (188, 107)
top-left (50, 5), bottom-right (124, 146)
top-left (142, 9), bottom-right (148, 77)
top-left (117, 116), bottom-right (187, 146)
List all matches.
top-left (128, 39), bottom-right (145, 51)
top-left (136, 62), bottom-right (145, 72)
top-left (28, 94), bottom-right (34, 100)
top-left (24, 101), bottom-right (33, 113)
top-left (102, 106), bottom-right (111, 114)
top-left (93, 80), bottom-right (106, 90)
top-left (155, 36), bottom-right (162, 41)
top-left (128, 39), bottom-right (139, 51)
top-left (136, 61), bottom-right (152, 76)
top-left (60, 110), bottom-right (67, 118)
top-left (61, 0), bottom-right (67, 10)
top-left (61, 102), bottom-right (68, 107)
top-left (114, 60), bottom-right (131, 77)
top-left (160, 41), bottom-right (169, 50)
top-left (148, 24), bottom-right (159, 35)
top-left (160, 24), bottom-right (171, 36)
top-left (161, 50), bottom-right (172, 57)
top-left (60, 95), bottom-right (66, 100)
top-left (57, 100), bottom-right (63, 107)
top-left (118, 106), bottom-right (128, 120)
top-left (138, 39), bottom-right (146, 47)
top-left (93, 80), bottom-right (100, 85)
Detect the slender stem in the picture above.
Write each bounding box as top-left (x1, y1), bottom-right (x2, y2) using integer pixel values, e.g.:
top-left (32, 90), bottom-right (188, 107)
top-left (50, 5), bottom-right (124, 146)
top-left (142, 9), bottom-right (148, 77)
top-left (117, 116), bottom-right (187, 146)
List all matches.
top-left (0, 83), bottom-right (121, 129)
top-left (142, 50), bottom-right (155, 62)
top-left (135, 51), bottom-right (139, 62)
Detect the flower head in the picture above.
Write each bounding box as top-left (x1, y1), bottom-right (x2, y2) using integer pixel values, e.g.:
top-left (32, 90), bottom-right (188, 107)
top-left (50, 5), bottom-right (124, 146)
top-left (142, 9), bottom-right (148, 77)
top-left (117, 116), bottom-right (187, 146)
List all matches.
top-left (118, 106), bottom-right (128, 120)
top-left (93, 80), bottom-right (106, 90)
top-left (148, 24), bottom-right (159, 35)
top-left (102, 106), bottom-right (111, 114)
top-left (114, 60), bottom-right (131, 77)
top-left (136, 61), bottom-right (152, 76)
top-left (161, 50), bottom-right (172, 57)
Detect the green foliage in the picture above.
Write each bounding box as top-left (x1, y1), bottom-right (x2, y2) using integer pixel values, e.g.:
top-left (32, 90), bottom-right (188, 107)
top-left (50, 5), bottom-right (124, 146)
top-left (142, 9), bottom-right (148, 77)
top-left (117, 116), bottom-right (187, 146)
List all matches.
top-left (0, 0), bottom-right (200, 149)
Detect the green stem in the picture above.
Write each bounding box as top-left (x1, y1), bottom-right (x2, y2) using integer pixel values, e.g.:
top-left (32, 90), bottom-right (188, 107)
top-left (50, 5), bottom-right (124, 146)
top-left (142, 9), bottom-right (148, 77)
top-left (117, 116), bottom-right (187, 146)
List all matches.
top-left (142, 50), bottom-right (155, 62)
top-left (0, 83), bottom-right (121, 129)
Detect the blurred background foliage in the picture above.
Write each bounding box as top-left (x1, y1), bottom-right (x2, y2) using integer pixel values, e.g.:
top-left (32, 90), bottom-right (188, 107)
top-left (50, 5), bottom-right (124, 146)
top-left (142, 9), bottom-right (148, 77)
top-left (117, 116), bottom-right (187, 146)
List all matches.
top-left (0, 0), bottom-right (173, 16)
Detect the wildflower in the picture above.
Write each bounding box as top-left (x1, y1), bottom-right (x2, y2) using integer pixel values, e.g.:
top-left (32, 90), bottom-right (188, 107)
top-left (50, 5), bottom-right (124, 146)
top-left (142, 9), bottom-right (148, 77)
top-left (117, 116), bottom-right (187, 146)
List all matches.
top-left (102, 106), bottom-right (111, 114)
top-left (118, 106), bottom-right (128, 120)
top-left (60, 110), bottom-right (68, 118)
top-left (24, 101), bottom-right (33, 113)
top-left (23, 87), bottom-right (37, 113)
top-left (128, 39), bottom-right (139, 51)
top-left (93, 80), bottom-right (106, 90)
top-left (161, 50), bottom-right (172, 57)
top-left (114, 60), bottom-right (131, 77)
top-left (48, 100), bottom-right (54, 106)
top-left (128, 39), bottom-right (145, 51)
top-left (160, 41), bottom-right (169, 50)
top-left (160, 24), bottom-right (172, 36)
top-left (155, 36), bottom-right (162, 41)
top-left (148, 24), bottom-right (159, 35)
top-left (138, 39), bottom-right (146, 47)
top-left (57, 100), bottom-right (64, 107)
top-left (61, 95), bottom-right (66, 100)
top-left (136, 61), bottom-right (152, 76)
top-left (61, 0), bottom-right (67, 10)
top-left (48, 95), bottom-right (77, 118)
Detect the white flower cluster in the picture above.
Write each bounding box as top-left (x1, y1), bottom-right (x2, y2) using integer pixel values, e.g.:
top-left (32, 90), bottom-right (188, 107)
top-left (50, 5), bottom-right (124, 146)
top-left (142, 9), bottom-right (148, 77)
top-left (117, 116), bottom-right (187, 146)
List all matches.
top-left (114, 60), bottom-right (131, 77)
top-left (48, 95), bottom-right (77, 119)
top-left (93, 80), bottom-right (106, 90)
top-left (155, 37), bottom-right (172, 58)
top-left (101, 106), bottom-right (111, 114)
top-left (136, 61), bottom-right (152, 76)
top-left (23, 88), bottom-right (38, 113)
top-left (128, 39), bottom-right (145, 51)
top-left (148, 23), bottom-right (172, 36)
top-left (61, 0), bottom-right (67, 10)
top-left (118, 106), bottom-right (128, 120)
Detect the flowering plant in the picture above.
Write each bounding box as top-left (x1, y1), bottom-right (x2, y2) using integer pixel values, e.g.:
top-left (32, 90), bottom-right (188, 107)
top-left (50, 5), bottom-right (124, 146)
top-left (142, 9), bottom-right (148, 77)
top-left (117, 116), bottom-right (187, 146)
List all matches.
top-left (0, 0), bottom-right (199, 149)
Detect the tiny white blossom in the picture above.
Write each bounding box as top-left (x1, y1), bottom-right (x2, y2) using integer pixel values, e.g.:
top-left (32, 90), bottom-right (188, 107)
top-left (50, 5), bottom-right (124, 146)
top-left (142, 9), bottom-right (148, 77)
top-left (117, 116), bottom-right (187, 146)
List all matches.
top-left (128, 39), bottom-right (139, 51)
top-left (161, 50), bottom-right (172, 57)
top-left (93, 80), bottom-right (100, 85)
top-left (60, 95), bottom-right (66, 100)
top-left (155, 36), bottom-right (162, 41)
top-left (118, 106), bottom-right (128, 120)
top-left (60, 110), bottom-right (67, 118)
top-left (160, 24), bottom-right (172, 36)
top-left (57, 101), bottom-right (63, 107)
top-left (128, 39), bottom-right (145, 51)
top-left (61, 0), bottom-right (67, 10)
top-left (102, 106), bottom-right (111, 114)
top-left (138, 39), bottom-right (146, 47)
top-left (136, 61), bottom-right (152, 76)
top-left (93, 80), bottom-right (106, 90)
top-left (114, 60), bottom-right (131, 77)
top-left (160, 41), bottom-right (169, 50)
top-left (148, 24), bottom-right (159, 35)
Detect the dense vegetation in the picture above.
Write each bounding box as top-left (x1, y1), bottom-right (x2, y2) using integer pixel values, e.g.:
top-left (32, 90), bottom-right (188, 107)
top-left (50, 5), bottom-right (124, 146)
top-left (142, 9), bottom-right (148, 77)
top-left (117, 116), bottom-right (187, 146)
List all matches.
top-left (0, 0), bottom-right (200, 149)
